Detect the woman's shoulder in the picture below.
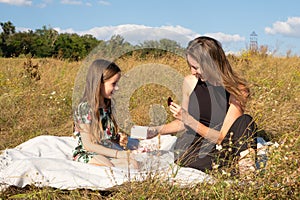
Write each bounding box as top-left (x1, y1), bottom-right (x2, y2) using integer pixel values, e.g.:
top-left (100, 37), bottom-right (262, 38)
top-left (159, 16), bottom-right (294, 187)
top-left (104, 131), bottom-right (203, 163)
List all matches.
top-left (183, 75), bottom-right (198, 85)
top-left (182, 75), bottom-right (198, 94)
top-left (184, 74), bottom-right (196, 82)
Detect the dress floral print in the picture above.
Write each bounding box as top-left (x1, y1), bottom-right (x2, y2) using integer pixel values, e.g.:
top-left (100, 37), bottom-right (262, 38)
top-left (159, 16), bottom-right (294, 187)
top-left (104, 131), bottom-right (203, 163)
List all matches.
top-left (72, 102), bottom-right (119, 163)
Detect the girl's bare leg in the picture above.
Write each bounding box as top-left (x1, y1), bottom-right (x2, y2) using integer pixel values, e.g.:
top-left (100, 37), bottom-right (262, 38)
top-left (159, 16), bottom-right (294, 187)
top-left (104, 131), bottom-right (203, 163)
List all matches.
top-left (111, 158), bottom-right (139, 169)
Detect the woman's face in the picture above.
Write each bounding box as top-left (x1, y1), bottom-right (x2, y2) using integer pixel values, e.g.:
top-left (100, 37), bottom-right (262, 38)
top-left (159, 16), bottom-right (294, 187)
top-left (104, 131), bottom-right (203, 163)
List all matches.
top-left (187, 54), bottom-right (205, 81)
top-left (100, 72), bottom-right (121, 99)
top-left (187, 54), bottom-right (221, 85)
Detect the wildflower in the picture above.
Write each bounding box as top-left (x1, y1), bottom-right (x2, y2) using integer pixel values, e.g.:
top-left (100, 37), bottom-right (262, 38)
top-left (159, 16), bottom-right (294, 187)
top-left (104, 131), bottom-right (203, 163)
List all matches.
top-left (216, 144), bottom-right (222, 151)
top-left (221, 170), bottom-right (227, 175)
top-left (274, 142), bottom-right (279, 148)
top-left (212, 163), bottom-right (219, 169)
top-left (51, 91), bottom-right (56, 95)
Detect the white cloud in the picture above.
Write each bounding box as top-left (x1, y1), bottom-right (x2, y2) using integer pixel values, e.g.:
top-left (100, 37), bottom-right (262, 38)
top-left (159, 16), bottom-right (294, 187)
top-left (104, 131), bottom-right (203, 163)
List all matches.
top-left (16, 27), bottom-right (31, 32)
top-left (60, 0), bottom-right (82, 5)
top-left (36, 0), bottom-right (52, 8)
top-left (0, 0), bottom-right (32, 6)
top-left (27, 24), bottom-right (245, 52)
top-left (53, 27), bottom-right (76, 33)
top-left (203, 32), bottom-right (245, 43)
top-left (54, 24), bottom-right (198, 47)
top-left (98, 0), bottom-right (110, 6)
top-left (265, 17), bottom-right (300, 38)
top-left (60, 0), bottom-right (93, 6)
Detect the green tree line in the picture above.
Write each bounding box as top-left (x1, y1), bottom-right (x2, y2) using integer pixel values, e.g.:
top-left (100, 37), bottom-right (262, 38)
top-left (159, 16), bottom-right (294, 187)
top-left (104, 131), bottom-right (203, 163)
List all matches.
top-left (0, 21), bottom-right (184, 61)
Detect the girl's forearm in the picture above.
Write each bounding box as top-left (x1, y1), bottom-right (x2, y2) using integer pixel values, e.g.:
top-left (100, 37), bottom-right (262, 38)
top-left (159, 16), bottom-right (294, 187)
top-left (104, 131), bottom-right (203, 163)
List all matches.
top-left (83, 142), bottom-right (118, 158)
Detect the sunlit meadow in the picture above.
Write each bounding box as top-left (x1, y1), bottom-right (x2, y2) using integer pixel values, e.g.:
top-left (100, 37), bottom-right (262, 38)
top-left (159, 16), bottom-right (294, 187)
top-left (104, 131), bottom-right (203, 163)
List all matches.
top-left (0, 51), bottom-right (299, 199)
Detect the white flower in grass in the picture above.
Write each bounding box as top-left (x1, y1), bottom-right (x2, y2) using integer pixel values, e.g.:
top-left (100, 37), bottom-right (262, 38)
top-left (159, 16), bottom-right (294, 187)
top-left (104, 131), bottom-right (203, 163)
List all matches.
top-left (212, 163), bottom-right (219, 169)
top-left (51, 91), bottom-right (56, 95)
top-left (216, 144), bottom-right (222, 151)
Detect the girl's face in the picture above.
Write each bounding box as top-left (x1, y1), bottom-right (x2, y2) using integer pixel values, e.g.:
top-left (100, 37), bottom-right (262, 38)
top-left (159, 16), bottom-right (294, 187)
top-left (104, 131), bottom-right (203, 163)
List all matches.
top-left (100, 72), bottom-right (121, 99)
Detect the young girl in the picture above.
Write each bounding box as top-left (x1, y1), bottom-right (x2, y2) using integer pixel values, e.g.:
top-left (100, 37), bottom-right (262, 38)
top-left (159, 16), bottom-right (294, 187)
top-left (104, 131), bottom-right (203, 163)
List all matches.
top-left (72, 59), bottom-right (138, 168)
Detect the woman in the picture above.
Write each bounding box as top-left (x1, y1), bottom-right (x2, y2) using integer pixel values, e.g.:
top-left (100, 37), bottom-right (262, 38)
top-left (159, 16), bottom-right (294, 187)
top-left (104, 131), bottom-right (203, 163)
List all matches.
top-left (148, 36), bottom-right (257, 173)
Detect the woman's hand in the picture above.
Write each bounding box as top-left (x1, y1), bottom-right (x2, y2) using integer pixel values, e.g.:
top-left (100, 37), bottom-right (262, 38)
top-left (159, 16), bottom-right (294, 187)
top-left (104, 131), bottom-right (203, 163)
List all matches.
top-left (169, 102), bottom-right (190, 125)
top-left (147, 127), bottom-right (159, 139)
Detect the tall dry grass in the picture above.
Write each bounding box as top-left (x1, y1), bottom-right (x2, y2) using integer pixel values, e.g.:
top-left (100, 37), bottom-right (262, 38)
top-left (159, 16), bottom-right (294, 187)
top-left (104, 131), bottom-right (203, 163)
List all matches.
top-left (0, 52), bottom-right (299, 199)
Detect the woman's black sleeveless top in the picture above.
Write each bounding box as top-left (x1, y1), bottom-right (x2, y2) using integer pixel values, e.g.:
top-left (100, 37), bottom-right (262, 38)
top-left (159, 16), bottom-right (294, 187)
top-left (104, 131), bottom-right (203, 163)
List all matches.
top-left (174, 79), bottom-right (230, 171)
top-left (188, 79), bottom-right (230, 130)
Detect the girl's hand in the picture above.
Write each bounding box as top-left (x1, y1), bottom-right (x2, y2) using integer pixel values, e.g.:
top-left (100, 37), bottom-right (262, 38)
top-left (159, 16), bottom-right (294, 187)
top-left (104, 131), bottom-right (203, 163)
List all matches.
top-left (169, 102), bottom-right (190, 124)
top-left (112, 150), bottom-right (139, 169)
top-left (117, 150), bottom-right (136, 159)
top-left (119, 132), bottom-right (128, 149)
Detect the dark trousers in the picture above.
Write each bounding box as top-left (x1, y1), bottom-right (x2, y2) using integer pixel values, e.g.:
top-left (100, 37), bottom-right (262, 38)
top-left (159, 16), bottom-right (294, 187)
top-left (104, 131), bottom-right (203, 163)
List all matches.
top-left (174, 114), bottom-right (257, 172)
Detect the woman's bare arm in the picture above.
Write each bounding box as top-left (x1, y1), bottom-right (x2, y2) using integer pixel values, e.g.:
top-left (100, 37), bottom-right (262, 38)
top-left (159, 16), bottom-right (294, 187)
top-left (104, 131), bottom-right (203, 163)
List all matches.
top-left (170, 95), bottom-right (243, 144)
top-left (147, 75), bottom-right (197, 137)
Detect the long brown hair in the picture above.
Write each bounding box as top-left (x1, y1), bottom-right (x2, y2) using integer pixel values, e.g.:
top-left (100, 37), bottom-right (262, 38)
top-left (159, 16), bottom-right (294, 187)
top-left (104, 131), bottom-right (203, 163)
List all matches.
top-left (186, 36), bottom-right (250, 110)
top-left (80, 59), bottom-right (121, 143)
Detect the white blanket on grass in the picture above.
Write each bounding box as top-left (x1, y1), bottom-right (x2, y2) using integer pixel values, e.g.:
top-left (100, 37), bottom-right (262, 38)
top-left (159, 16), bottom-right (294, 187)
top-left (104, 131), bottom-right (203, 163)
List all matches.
top-left (0, 135), bottom-right (213, 191)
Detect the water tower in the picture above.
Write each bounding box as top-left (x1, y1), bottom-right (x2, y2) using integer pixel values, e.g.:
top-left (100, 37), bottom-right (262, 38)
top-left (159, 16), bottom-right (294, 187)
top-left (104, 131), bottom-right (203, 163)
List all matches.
top-left (250, 31), bottom-right (258, 51)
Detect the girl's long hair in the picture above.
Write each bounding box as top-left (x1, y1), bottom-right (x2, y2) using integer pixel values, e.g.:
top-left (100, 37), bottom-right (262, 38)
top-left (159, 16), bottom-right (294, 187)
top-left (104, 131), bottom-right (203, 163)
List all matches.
top-left (80, 59), bottom-right (121, 143)
top-left (186, 36), bottom-right (250, 110)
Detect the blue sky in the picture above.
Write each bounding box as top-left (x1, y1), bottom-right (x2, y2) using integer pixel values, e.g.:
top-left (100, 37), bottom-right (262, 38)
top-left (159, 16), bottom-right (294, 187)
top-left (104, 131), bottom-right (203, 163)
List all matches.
top-left (1, 0), bottom-right (300, 56)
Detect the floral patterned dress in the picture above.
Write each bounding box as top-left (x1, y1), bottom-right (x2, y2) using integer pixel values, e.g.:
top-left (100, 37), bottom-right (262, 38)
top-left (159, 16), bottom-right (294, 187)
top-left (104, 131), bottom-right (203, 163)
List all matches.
top-left (72, 102), bottom-right (121, 163)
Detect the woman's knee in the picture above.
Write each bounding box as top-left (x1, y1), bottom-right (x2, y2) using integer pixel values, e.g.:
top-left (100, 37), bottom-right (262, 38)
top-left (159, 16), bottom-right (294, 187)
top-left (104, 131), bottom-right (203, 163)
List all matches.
top-left (230, 114), bottom-right (255, 135)
top-left (228, 114), bottom-right (256, 144)
top-left (236, 114), bottom-right (253, 125)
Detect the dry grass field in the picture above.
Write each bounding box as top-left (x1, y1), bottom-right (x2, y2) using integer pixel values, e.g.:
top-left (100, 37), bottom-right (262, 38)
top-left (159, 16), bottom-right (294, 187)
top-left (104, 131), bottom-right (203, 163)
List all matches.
top-left (0, 51), bottom-right (299, 199)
